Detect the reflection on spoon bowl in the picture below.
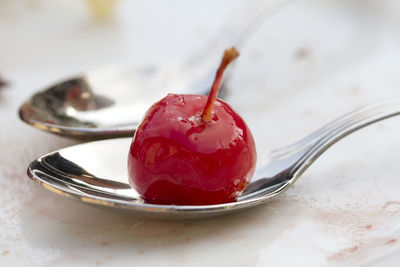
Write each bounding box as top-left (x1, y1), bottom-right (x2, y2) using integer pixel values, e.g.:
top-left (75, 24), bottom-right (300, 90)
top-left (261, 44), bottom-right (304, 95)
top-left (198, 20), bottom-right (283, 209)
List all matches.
top-left (19, 63), bottom-right (215, 139)
top-left (27, 99), bottom-right (400, 219)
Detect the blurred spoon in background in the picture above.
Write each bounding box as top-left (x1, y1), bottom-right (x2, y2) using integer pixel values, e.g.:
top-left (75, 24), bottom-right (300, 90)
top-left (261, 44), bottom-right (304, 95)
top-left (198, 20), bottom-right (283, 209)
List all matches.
top-left (19, 0), bottom-right (292, 140)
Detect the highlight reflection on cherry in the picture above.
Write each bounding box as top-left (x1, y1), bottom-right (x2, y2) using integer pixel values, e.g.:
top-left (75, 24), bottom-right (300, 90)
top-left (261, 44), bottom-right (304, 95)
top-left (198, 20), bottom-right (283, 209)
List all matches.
top-left (128, 48), bottom-right (256, 205)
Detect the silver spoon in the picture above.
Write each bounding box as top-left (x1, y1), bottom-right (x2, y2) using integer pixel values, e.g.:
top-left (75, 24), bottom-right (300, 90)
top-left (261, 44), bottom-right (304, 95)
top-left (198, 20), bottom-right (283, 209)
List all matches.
top-left (18, 0), bottom-right (291, 140)
top-left (27, 98), bottom-right (400, 219)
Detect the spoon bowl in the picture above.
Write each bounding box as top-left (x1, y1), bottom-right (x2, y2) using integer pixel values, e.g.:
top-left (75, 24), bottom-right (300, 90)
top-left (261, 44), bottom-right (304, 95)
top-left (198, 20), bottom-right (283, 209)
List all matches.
top-left (27, 99), bottom-right (400, 219)
top-left (19, 62), bottom-right (213, 139)
top-left (18, 0), bottom-right (292, 139)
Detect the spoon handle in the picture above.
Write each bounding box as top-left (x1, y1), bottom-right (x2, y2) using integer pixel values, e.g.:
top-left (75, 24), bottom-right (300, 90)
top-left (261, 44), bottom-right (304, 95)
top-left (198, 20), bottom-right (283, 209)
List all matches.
top-left (211, 0), bottom-right (294, 50)
top-left (185, 0), bottom-right (293, 66)
top-left (288, 98), bottom-right (400, 180)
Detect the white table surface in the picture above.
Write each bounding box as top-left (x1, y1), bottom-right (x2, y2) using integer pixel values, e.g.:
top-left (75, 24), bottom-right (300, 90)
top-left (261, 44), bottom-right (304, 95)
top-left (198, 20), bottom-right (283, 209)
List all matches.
top-left (1, 0), bottom-right (400, 266)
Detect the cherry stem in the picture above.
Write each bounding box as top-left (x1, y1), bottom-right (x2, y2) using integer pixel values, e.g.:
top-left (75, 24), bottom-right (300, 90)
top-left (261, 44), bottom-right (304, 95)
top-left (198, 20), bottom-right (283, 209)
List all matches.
top-left (201, 47), bottom-right (239, 122)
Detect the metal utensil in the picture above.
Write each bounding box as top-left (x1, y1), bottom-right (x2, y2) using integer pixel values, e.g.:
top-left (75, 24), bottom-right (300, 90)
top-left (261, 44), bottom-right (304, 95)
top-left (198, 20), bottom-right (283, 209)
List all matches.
top-left (27, 98), bottom-right (400, 219)
top-left (19, 0), bottom-right (291, 139)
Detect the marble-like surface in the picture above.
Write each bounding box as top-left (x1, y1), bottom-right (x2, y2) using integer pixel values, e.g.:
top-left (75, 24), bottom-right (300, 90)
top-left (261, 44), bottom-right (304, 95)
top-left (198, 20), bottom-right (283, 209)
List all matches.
top-left (1, 0), bottom-right (400, 266)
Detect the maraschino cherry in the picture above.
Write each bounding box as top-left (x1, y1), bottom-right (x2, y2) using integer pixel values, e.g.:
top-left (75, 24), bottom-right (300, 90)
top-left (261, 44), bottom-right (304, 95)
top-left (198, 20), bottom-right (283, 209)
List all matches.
top-left (128, 47), bottom-right (256, 205)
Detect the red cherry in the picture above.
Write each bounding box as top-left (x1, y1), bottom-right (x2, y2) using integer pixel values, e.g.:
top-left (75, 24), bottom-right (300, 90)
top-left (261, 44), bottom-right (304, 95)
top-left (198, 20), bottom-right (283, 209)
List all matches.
top-left (128, 48), bottom-right (256, 205)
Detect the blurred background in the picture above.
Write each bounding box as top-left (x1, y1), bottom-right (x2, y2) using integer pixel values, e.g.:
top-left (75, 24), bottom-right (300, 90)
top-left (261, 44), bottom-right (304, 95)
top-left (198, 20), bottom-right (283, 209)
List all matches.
top-left (0, 0), bottom-right (236, 80)
top-left (3, 0), bottom-right (400, 160)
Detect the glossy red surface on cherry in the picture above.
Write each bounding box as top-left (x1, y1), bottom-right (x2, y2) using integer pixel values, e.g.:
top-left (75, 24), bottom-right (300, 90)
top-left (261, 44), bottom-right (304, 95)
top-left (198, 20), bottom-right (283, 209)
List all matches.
top-left (128, 94), bottom-right (256, 205)
top-left (127, 47), bottom-right (257, 205)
